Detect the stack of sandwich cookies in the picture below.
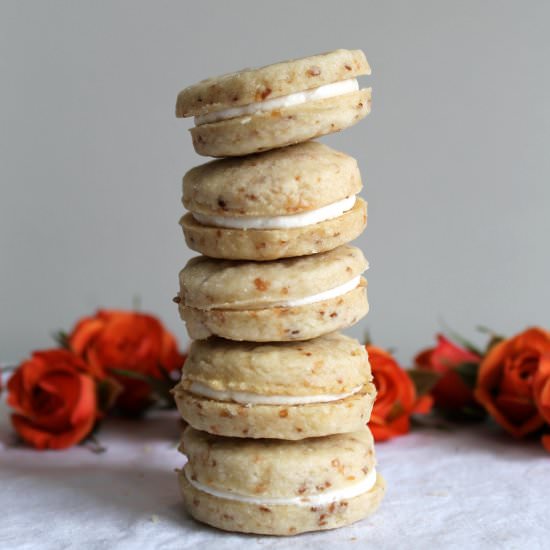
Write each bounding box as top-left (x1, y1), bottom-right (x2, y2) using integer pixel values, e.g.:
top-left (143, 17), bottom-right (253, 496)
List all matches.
top-left (173, 49), bottom-right (384, 536)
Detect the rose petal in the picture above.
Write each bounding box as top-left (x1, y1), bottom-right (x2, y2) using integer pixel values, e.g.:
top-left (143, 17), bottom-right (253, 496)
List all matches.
top-left (430, 334), bottom-right (480, 373)
top-left (414, 395), bottom-right (434, 415)
top-left (414, 348), bottom-right (434, 370)
top-left (369, 420), bottom-right (396, 442)
top-left (494, 393), bottom-right (537, 425)
top-left (533, 354), bottom-right (550, 423)
top-left (69, 317), bottom-right (104, 355)
top-left (70, 374), bottom-right (97, 426)
top-left (370, 413), bottom-right (411, 442)
top-left (11, 405), bottom-right (95, 451)
top-left (477, 339), bottom-right (509, 389)
top-left (475, 387), bottom-right (544, 438)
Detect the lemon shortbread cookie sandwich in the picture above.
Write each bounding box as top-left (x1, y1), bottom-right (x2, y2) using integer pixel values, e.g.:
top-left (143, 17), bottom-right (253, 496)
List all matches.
top-left (173, 333), bottom-right (376, 439)
top-left (180, 141), bottom-right (367, 260)
top-left (176, 49), bottom-right (371, 157)
top-left (175, 245), bottom-right (369, 342)
top-left (177, 426), bottom-right (385, 535)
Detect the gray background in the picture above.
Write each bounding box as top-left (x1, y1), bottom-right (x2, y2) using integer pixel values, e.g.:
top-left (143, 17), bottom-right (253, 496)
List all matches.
top-left (1, 0), bottom-right (549, 365)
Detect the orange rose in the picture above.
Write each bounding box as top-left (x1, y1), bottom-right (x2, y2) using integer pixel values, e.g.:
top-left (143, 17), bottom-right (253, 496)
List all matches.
top-left (474, 327), bottom-right (550, 438)
top-left (7, 350), bottom-right (97, 450)
top-left (69, 309), bottom-right (185, 414)
top-left (415, 334), bottom-right (482, 418)
top-left (533, 353), bottom-right (550, 452)
top-left (367, 345), bottom-right (433, 442)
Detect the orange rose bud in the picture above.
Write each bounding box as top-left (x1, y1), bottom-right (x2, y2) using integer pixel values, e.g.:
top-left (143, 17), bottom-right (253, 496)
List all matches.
top-left (7, 350), bottom-right (97, 450)
top-left (533, 353), bottom-right (550, 452)
top-left (367, 345), bottom-right (432, 442)
top-left (474, 327), bottom-right (550, 438)
top-left (68, 310), bottom-right (185, 414)
top-left (415, 334), bottom-right (482, 418)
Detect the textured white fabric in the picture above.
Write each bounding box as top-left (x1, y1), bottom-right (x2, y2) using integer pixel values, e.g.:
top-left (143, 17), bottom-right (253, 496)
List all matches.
top-left (0, 401), bottom-right (548, 550)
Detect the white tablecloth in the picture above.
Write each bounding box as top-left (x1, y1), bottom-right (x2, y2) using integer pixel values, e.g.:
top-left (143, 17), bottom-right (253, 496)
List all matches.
top-left (1, 401), bottom-right (547, 550)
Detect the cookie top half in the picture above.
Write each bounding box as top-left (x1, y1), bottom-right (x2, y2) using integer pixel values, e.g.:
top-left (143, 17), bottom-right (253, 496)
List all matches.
top-left (176, 49), bottom-right (370, 118)
top-left (182, 141), bottom-right (361, 217)
top-left (178, 244), bottom-right (367, 310)
top-left (181, 333), bottom-right (370, 396)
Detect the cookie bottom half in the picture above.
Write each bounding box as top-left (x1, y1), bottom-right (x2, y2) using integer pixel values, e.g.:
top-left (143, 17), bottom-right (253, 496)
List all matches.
top-left (179, 470), bottom-right (385, 536)
top-left (173, 382), bottom-right (376, 440)
top-left (180, 283), bottom-right (368, 342)
top-left (180, 198), bottom-right (367, 261)
top-left (190, 89), bottom-right (371, 157)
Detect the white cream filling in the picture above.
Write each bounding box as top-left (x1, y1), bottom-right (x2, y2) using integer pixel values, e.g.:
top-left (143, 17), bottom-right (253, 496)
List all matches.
top-left (185, 467), bottom-right (377, 506)
top-left (188, 381), bottom-right (363, 405)
top-left (195, 273), bottom-right (364, 312)
top-left (192, 195), bottom-right (356, 230)
top-left (194, 78), bottom-right (359, 126)
top-left (279, 275), bottom-right (361, 308)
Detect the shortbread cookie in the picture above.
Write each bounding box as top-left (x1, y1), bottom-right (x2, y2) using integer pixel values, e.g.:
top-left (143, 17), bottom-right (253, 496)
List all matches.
top-left (180, 141), bottom-right (367, 260)
top-left (173, 333), bottom-right (376, 439)
top-left (175, 245), bottom-right (369, 341)
top-left (175, 49), bottom-right (372, 156)
top-left (178, 427), bottom-right (385, 535)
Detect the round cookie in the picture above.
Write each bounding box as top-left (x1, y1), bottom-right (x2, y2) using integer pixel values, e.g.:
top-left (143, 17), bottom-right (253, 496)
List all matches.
top-left (172, 333), bottom-right (376, 439)
top-left (180, 141), bottom-right (367, 260)
top-left (175, 49), bottom-right (372, 157)
top-left (177, 427), bottom-right (385, 535)
top-left (175, 245), bottom-right (369, 342)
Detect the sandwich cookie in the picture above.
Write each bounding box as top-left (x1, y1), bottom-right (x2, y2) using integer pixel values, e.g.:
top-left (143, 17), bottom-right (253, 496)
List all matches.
top-left (176, 49), bottom-right (371, 157)
top-left (180, 141), bottom-right (367, 260)
top-left (175, 245), bottom-right (369, 342)
top-left (172, 333), bottom-right (376, 439)
top-left (177, 426), bottom-right (385, 535)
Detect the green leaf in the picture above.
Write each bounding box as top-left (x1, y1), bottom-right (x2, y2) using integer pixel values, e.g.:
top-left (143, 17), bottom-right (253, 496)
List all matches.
top-left (110, 368), bottom-right (150, 382)
top-left (453, 361), bottom-right (480, 389)
top-left (476, 325), bottom-right (502, 337)
top-left (158, 364), bottom-right (180, 384)
top-left (52, 330), bottom-right (71, 349)
top-left (411, 415), bottom-right (453, 431)
top-left (110, 368), bottom-right (176, 410)
top-left (97, 377), bottom-right (123, 412)
top-left (459, 404), bottom-right (487, 422)
top-left (82, 434), bottom-right (107, 454)
top-left (407, 368), bottom-right (441, 397)
top-left (476, 325), bottom-right (506, 353)
top-left (433, 402), bottom-right (487, 423)
top-left (485, 335), bottom-right (506, 353)
top-left (387, 400), bottom-right (404, 421)
top-left (363, 329), bottom-right (371, 347)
